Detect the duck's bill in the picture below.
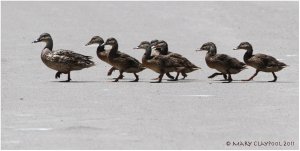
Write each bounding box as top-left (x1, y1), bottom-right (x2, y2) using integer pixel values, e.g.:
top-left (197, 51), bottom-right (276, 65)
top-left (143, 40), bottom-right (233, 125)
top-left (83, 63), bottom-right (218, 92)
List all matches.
top-left (32, 39), bottom-right (40, 43)
top-left (85, 42), bottom-right (91, 46)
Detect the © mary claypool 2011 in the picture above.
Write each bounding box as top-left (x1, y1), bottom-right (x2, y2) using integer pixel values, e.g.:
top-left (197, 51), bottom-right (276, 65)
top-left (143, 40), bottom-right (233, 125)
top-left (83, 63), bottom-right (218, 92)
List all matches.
top-left (33, 33), bottom-right (287, 83)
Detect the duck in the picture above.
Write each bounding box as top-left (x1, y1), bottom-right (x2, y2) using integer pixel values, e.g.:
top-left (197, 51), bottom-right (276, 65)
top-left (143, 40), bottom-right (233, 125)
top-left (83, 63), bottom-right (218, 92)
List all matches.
top-left (196, 42), bottom-right (246, 82)
top-left (134, 41), bottom-right (185, 83)
top-left (102, 38), bottom-right (146, 82)
top-left (154, 40), bottom-right (201, 79)
top-left (234, 42), bottom-right (287, 82)
top-left (85, 36), bottom-right (123, 79)
top-left (149, 39), bottom-right (175, 80)
top-left (32, 33), bottom-right (95, 82)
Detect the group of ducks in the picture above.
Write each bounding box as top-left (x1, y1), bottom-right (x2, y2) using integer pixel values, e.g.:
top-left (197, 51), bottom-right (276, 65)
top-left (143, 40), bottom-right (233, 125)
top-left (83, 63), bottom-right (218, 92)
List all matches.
top-left (33, 33), bottom-right (287, 83)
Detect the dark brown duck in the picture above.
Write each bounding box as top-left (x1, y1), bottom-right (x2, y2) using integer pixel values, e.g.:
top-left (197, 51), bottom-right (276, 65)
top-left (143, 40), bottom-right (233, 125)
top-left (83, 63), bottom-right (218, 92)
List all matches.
top-left (134, 41), bottom-right (185, 83)
top-left (33, 33), bottom-right (95, 82)
top-left (234, 42), bottom-right (287, 82)
top-left (196, 42), bottom-right (246, 82)
top-left (85, 36), bottom-right (121, 79)
top-left (103, 38), bottom-right (145, 82)
top-left (154, 40), bottom-right (201, 79)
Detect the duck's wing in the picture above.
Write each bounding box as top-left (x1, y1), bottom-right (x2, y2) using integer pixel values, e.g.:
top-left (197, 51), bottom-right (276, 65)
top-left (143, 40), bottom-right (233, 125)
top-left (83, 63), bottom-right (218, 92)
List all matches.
top-left (117, 52), bottom-right (143, 68)
top-left (212, 54), bottom-right (231, 65)
top-left (252, 53), bottom-right (287, 68)
top-left (51, 49), bottom-right (95, 67)
top-left (167, 52), bottom-right (182, 58)
top-left (212, 54), bottom-right (243, 69)
top-left (156, 55), bottom-right (183, 68)
top-left (224, 55), bottom-right (246, 69)
top-left (168, 52), bottom-right (199, 69)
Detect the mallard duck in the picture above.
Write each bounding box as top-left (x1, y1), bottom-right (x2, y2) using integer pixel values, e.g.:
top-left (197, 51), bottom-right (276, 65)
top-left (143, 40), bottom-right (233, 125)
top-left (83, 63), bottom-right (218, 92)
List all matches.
top-left (134, 41), bottom-right (185, 83)
top-left (234, 42), bottom-right (287, 82)
top-left (196, 42), bottom-right (246, 82)
top-left (154, 40), bottom-right (200, 79)
top-left (102, 38), bottom-right (145, 82)
top-left (32, 33), bottom-right (95, 82)
top-left (85, 36), bottom-right (123, 79)
top-left (149, 39), bottom-right (175, 80)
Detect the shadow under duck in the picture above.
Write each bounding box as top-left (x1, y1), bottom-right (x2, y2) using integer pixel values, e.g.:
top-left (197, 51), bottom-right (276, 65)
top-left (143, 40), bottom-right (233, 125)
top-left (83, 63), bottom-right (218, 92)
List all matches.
top-left (196, 42), bottom-right (246, 83)
top-left (103, 38), bottom-right (145, 82)
top-left (134, 41), bottom-right (185, 83)
top-left (234, 42), bottom-right (287, 82)
top-left (154, 40), bottom-right (200, 79)
top-left (32, 33), bottom-right (95, 82)
top-left (85, 36), bottom-right (123, 79)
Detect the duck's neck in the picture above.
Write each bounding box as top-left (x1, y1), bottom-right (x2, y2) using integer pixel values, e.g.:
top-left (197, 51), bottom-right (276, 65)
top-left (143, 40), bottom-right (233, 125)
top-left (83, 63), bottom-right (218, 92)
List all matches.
top-left (207, 46), bottom-right (217, 56)
top-left (243, 47), bottom-right (253, 61)
top-left (108, 44), bottom-right (118, 57)
top-left (160, 46), bottom-right (168, 55)
top-left (97, 44), bottom-right (105, 53)
top-left (144, 46), bottom-right (152, 60)
top-left (45, 39), bottom-right (53, 50)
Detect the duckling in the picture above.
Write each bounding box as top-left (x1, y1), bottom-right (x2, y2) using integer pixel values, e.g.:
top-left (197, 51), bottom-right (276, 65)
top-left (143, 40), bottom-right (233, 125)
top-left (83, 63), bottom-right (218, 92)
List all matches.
top-left (134, 41), bottom-right (185, 83)
top-left (32, 33), bottom-right (95, 82)
top-left (85, 36), bottom-right (123, 79)
top-left (196, 42), bottom-right (246, 82)
top-left (149, 39), bottom-right (175, 80)
top-left (154, 40), bottom-right (201, 79)
top-left (234, 42), bottom-right (287, 82)
top-left (103, 38), bottom-right (146, 82)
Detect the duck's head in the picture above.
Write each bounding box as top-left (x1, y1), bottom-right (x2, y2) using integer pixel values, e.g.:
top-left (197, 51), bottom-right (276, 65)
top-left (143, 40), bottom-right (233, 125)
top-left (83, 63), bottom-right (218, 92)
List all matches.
top-left (150, 39), bottom-right (159, 46)
top-left (103, 37), bottom-right (118, 46)
top-left (153, 40), bottom-right (167, 50)
top-left (85, 36), bottom-right (104, 46)
top-left (234, 42), bottom-right (252, 50)
top-left (32, 33), bottom-right (52, 43)
top-left (134, 41), bottom-right (151, 49)
top-left (196, 42), bottom-right (216, 52)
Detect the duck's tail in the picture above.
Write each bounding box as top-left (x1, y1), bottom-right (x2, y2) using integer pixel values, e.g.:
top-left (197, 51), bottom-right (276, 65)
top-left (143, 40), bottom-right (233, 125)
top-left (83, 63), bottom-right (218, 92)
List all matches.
top-left (80, 55), bottom-right (95, 68)
top-left (85, 59), bottom-right (96, 68)
top-left (279, 62), bottom-right (288, 68)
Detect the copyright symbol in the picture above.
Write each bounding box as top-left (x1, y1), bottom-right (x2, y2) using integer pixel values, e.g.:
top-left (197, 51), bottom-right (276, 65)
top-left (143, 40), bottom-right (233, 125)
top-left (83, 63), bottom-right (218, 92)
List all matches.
top-left (226, 141), bottom-right (231, 146)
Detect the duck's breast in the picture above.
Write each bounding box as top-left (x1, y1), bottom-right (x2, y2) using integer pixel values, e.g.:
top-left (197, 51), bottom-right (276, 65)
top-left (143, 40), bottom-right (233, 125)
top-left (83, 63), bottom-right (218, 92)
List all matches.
top-left (205, 55), bottom-right (227, 73)
top-left (40, 49), bottom-right (67, 73)
top-left (142, 58), bottom-right (160, 73)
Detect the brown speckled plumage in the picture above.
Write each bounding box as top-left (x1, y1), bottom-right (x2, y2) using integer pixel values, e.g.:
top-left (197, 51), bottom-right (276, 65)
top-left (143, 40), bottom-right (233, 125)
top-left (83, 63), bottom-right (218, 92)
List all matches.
top-left (134, 41), bottom-right (185, 83)
top-left (85, 36), bottom-right (119, 77)
top-left (33, 33), bottom-right (95, 82)
top-left (197, 42), bottom-right (246, 82)
top-left (103, 38), bottom-right (145, 82)
top-left (235, 42), bottom-right (287, 82)
top-left (153, 40), bottom-right (200, 79)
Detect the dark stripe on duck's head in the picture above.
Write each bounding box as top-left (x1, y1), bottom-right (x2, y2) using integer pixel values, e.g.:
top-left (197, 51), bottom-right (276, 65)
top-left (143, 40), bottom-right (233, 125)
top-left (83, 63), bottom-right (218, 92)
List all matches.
top-left (85, 36), bottom-right (104, 46)
top-left (134, 41), bottom-right (150, 49)
top-left (235, 42), bottom-right (252, 50)
top-left (33, 33), bottom-right (51, 43)
top-left (197, 42), bottom-right (216, 51)
top-left (150, 39), bottom-right (159, 46)
top-left (154, 40), bottom-right (167, 48)
top-left (104, 37), bottom-right (118, 46)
